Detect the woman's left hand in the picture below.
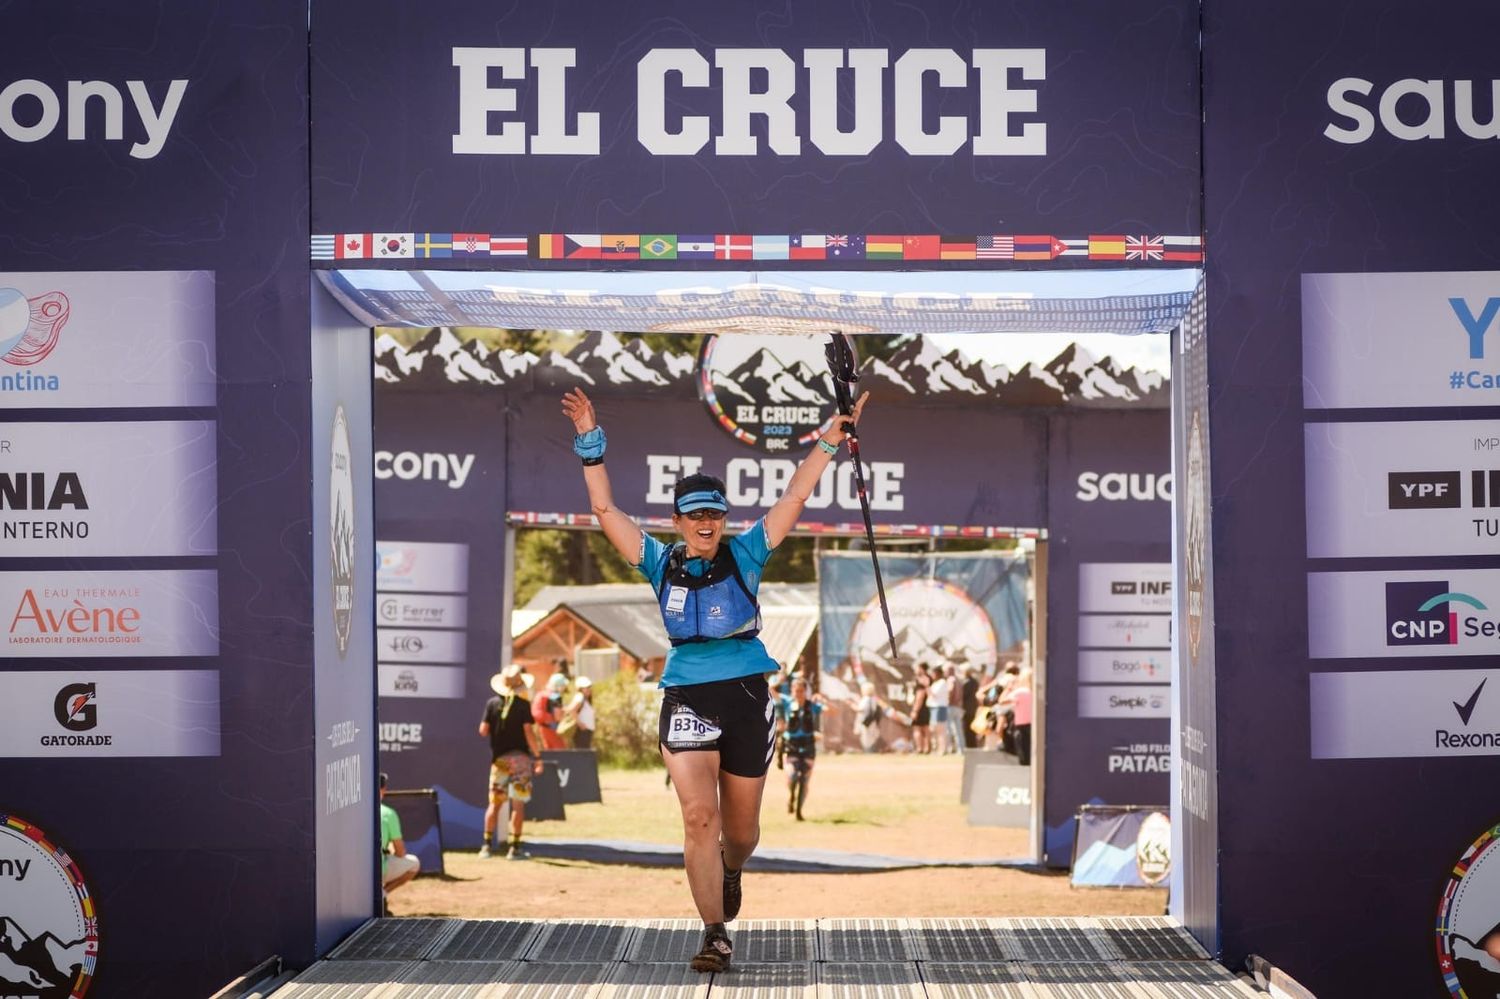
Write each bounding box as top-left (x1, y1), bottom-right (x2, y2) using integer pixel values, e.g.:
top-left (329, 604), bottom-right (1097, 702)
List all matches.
top-left (823, 390), bottom-right (870, 448)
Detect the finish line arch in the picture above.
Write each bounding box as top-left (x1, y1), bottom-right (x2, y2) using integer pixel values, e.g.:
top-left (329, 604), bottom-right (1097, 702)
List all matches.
top-left (5, 1), bottom-right (1498, 996)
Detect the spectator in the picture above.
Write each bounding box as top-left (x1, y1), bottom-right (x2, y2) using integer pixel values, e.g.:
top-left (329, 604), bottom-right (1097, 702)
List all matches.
top-left (380, 773), bottom-right (419, 900)
top-left (960, 666), bottom-right (981, 748)
top-left (566, 675), bottom-right (596, 749)
top-left (776, 676), bottom-right (825, 820)
top-left (929, 668), bottom-right (952, 755)
top-left (532, 672), bottom-right (568, 750)
top-left (944, 666), bottom-right (966, 754)
top-left (478, 665), bottom-right (545, 859)
top-left (909, 662), bottom-right (932, 754)
top-left (1000, 667), bottom-right (1034, 765)
top-left (852, 680), bottom-right (887, 753)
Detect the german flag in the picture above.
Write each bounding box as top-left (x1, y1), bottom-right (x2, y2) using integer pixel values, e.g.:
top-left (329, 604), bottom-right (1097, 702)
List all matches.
top-left (940, 235), bottom-right (977, 260)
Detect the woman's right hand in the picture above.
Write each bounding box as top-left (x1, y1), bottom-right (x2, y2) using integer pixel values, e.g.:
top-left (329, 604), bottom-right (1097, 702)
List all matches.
top-left (562, 387), bottom-right (597, 434)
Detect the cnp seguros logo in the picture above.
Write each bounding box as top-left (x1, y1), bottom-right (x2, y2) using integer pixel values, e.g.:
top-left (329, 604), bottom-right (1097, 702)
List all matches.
top-left (1385, 581), bottom-right (1490, 647)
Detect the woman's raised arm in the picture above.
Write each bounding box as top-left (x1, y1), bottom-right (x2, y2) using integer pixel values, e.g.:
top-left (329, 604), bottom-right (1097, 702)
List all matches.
top-left (562, 387), bottom-right (645, 564)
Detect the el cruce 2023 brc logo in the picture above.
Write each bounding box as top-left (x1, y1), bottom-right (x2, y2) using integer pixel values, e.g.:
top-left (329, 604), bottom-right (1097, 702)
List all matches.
top-left (696, 334), bottom-right (847, 454)
top-left (0, 813), bottom-right (98, 998)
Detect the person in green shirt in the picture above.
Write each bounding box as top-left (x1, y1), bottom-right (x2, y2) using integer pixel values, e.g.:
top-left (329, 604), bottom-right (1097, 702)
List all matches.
top-left (379, 772), bottom-right (419, 895)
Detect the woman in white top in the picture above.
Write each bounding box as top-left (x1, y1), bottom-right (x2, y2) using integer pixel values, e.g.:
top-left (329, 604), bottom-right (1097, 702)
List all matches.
top-left (566, 676), bottom-right (596, 750)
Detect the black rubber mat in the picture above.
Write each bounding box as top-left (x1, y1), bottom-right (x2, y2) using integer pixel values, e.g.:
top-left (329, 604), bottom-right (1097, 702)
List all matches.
top-left (703, 961), bottom-right (813, 998)
top-left (1125, 960), bottom-right (1261, 998)
top-left (329, 919), bottom-right (458, 962)
top-left (1095, 917), bottom-right (1209, 962)
top-left (731, 920), bottom-right (817, 964)
top-left (997, 918), bottom-right (1119, 962)
top-left (598, 961), bottom-right (708, 998)
top-left (618, 919), bottom-right (702, 964)
top-left (503, 960), bottom-right (616, 998)
top-left (386, 960), bottom-right (518, 998)
top-left (816, 919), bottom-right (913, 963)
top-left (430, 921), bottom-right (543, 962)
top-left (270, 959), bottom-right (414, 997)
top-left (1015, 962), bottom-right (1148, 998)
top-left (816, 961), bottom-right (924, 998)
top-left (526, 921), bottom-right (634, 963)
top-left (918, 963), bottom-right (1028, 999)
top-left (902, 919), bottom-right (1007, 962)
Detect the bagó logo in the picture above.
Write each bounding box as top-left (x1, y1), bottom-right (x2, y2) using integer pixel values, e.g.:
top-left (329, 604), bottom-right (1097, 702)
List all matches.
top-left (0, 812), bottom-right (99, 998)
top-left (52, 684), bottom-right (96, 732)
top-left (1385, 581), bottom-right (1487, 646)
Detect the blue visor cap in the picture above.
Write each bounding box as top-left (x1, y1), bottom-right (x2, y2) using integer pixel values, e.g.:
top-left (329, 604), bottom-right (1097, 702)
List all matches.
top-left (675, 489), bottom-right (729, 515)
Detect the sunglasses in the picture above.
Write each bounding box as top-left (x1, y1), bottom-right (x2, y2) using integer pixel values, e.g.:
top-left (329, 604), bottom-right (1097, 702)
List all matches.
top-left (681, 508), bottom-right (727, 521)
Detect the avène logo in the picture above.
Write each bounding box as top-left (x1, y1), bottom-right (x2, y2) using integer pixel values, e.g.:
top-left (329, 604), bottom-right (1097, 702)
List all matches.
top-left (9, 587), bottom-right (143, 644)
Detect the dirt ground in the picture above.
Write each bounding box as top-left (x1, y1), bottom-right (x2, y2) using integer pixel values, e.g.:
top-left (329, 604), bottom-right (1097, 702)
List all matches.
top-left (389, 753), bottom-right (1165, 920)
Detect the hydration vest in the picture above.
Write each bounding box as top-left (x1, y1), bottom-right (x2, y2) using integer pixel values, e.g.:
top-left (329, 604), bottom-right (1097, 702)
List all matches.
top-left (655, 543), bottom-right (762, 647)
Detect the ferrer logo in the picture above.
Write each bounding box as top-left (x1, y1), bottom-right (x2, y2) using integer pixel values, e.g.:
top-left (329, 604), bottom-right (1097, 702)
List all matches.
top-left (1385, 581), bottom-right (1489, 646)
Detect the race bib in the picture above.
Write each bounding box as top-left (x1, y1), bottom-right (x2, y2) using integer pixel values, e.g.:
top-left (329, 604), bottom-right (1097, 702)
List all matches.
top-left (665, 586), bottom-right (689, 614)
top-left (666, 705), bottom-right (721, 748)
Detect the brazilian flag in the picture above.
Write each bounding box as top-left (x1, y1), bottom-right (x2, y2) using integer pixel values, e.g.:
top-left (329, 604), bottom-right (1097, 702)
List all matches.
top-left (641, 234), bottom-right (678, 260)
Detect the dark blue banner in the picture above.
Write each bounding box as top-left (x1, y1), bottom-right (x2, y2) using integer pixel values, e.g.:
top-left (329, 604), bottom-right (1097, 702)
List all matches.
top-left (1042, 410), bottom-right (1173, 865)
top-left (0, 2), bottom-right (323, 995)
top-left (310, 0), bottom-right (1200, 267)
top-left (1203, 1), bottom-right (1500, 995)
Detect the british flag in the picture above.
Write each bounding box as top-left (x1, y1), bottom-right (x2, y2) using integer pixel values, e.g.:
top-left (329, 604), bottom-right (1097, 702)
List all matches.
top-left (1125, 236), bottom-right (1165, 261)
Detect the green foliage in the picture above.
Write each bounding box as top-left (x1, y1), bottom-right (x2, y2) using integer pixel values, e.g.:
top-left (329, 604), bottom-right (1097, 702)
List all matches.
top-left (513, 528), bottom-right (641, 606)
top-left (589, 671), bottom-right (663, 770)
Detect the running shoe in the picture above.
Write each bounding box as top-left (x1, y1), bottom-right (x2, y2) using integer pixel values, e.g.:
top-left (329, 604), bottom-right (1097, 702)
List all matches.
top-left (477, 843), bottom-right (493, 859)
top-left (722, 854), bottom-right (742, 921)
top-left (690, 924), bottom-right (733, 973)
top-left (506, 841), bottom-right (531, 860)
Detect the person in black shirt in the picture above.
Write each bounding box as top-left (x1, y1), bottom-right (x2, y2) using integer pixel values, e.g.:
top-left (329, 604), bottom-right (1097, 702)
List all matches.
top-left (960, 666), bottom-right (981, 749)
top-left (478, 664), bottom-right (543, 859)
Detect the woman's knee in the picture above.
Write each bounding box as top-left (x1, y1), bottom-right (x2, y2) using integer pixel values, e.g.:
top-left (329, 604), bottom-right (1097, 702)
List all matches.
top-left (680, 800), bottom-right (721, 839)
top-left (722, 821), bottom-right (760, 856)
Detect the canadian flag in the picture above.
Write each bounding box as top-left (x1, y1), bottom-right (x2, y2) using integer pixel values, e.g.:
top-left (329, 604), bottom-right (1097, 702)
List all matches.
top-left (335, 233), bottom-right (372, 259)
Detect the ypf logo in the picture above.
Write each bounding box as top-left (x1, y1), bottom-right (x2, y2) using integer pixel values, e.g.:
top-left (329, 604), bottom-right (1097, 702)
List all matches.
top-left (1385, 581), bottom-right (1485, 646)
top-left (52, 683), bottom-right (97, 732)
top-left (0, 288), bottom-right (68, 367)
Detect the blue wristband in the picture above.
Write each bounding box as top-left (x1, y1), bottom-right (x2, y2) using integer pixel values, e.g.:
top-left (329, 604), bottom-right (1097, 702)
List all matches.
top-left (816, 438), bottom-right (838, 455)
top-left (573, 426), bottom-right (607, 460)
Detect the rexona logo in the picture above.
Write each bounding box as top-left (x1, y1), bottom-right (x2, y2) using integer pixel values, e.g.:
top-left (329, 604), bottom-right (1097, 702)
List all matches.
top-left (1324, 78), bottom-right (1500, 145)
top-left (1075, 471), bottom-right (1171, 502)
top-left (46, 682), bottom-right (109, 747)
top-left (0, 813), bottom-right (99, 998)
top-left (0, 76), bottom-right (188, 159)
top-left (0, 287), bottom-right (68, 396)
top-left (9, 587), bottom-right (142, 648)
top-left (1385, 581), bottom-right (1492, 646)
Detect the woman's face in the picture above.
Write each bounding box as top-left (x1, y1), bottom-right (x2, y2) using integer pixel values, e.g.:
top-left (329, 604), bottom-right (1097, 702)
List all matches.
top-left (673, 508), bottom-right (726, 557)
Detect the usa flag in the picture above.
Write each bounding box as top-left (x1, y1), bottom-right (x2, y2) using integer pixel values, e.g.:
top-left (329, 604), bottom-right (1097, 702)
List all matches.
top-left (976, 235), bottom-right (1015, 260)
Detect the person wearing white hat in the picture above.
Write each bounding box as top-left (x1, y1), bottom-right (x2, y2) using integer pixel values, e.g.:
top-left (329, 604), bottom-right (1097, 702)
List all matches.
top-left (562, 384), bottom-right (870, 973)
top-left (565, 675), bottom-right (596, 750)
top-left (477, 664), bottom-right (544, 859)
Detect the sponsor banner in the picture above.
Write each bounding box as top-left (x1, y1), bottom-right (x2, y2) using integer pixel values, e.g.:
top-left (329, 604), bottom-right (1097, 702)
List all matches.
top-left (1310, 669), bottom-right (1500, 759)
top-left (378, 664), bottom-right (467, 699)
top-left (1, 420), bottom-right (217, 557)
top-left (379, 720), bottom-right (425, 755)
top-left (1303, 271), bottom-right (1500, 410)
top-left (378, 593), bottom-right (468, 630)
top-left (0, 670), bottom-right (219, 757)
top-left (966, 763), bottom-right (1032, 828)
top-left (1078, 685), bottom-right (1171, 719)
top-left (1078, 614), bottom-right (1171, 649)
top-left (0, 270), bottom-right (215, 409)
top-left (311, 0), bottom-right (1200, 252)
top-left (376, 539), bottom-right (470, 593)
top-left (1305, 420), bottom-right (1500, 558)
top-left (374, 449), bottom-right (478, 490)
top-left (376, 627), bottom-right (467, 664)
top-left (1078, 650), bottom-right (1170, 685)
top-left (1107, 741), bottom-right (1171, 774)
top-left (1079, 562), bottom-right (1173, 612)
top-left (1071, 806), bottom-right (1171, 888)
top-left (1307, 568), bottom-right (1500, 659)
top-left (1, 570), bottom-right (219, 658)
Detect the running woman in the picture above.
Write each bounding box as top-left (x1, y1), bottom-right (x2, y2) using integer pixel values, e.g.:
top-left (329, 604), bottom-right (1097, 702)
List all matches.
top-left (777, 675), bottom-right (825, 821)
top-left (562, 384), bottom-right (868, 973)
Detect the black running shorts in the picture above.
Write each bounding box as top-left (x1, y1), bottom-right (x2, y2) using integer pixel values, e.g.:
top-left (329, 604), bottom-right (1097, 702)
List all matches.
top-left (658, 674), bottom-right (775, 778)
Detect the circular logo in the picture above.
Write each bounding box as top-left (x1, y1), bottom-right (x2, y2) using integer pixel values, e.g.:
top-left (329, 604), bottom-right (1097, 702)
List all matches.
top-left (0, 288), bottom-right (69, 367)
top-left (1437, 821), bottom-right (1500, 998)
top-left (847, 578), bottom-right (998, 685)
top-left (1134, 810), bottom-right (1172, 886)
top-left (695, 333), bottom-right (847, 453)
top-left (1185, 408), bottom-right (1207, 661)
top-left (330, 404), bottom-right (355, 657)
top-left (0, 813), bottom-right (98, 997)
